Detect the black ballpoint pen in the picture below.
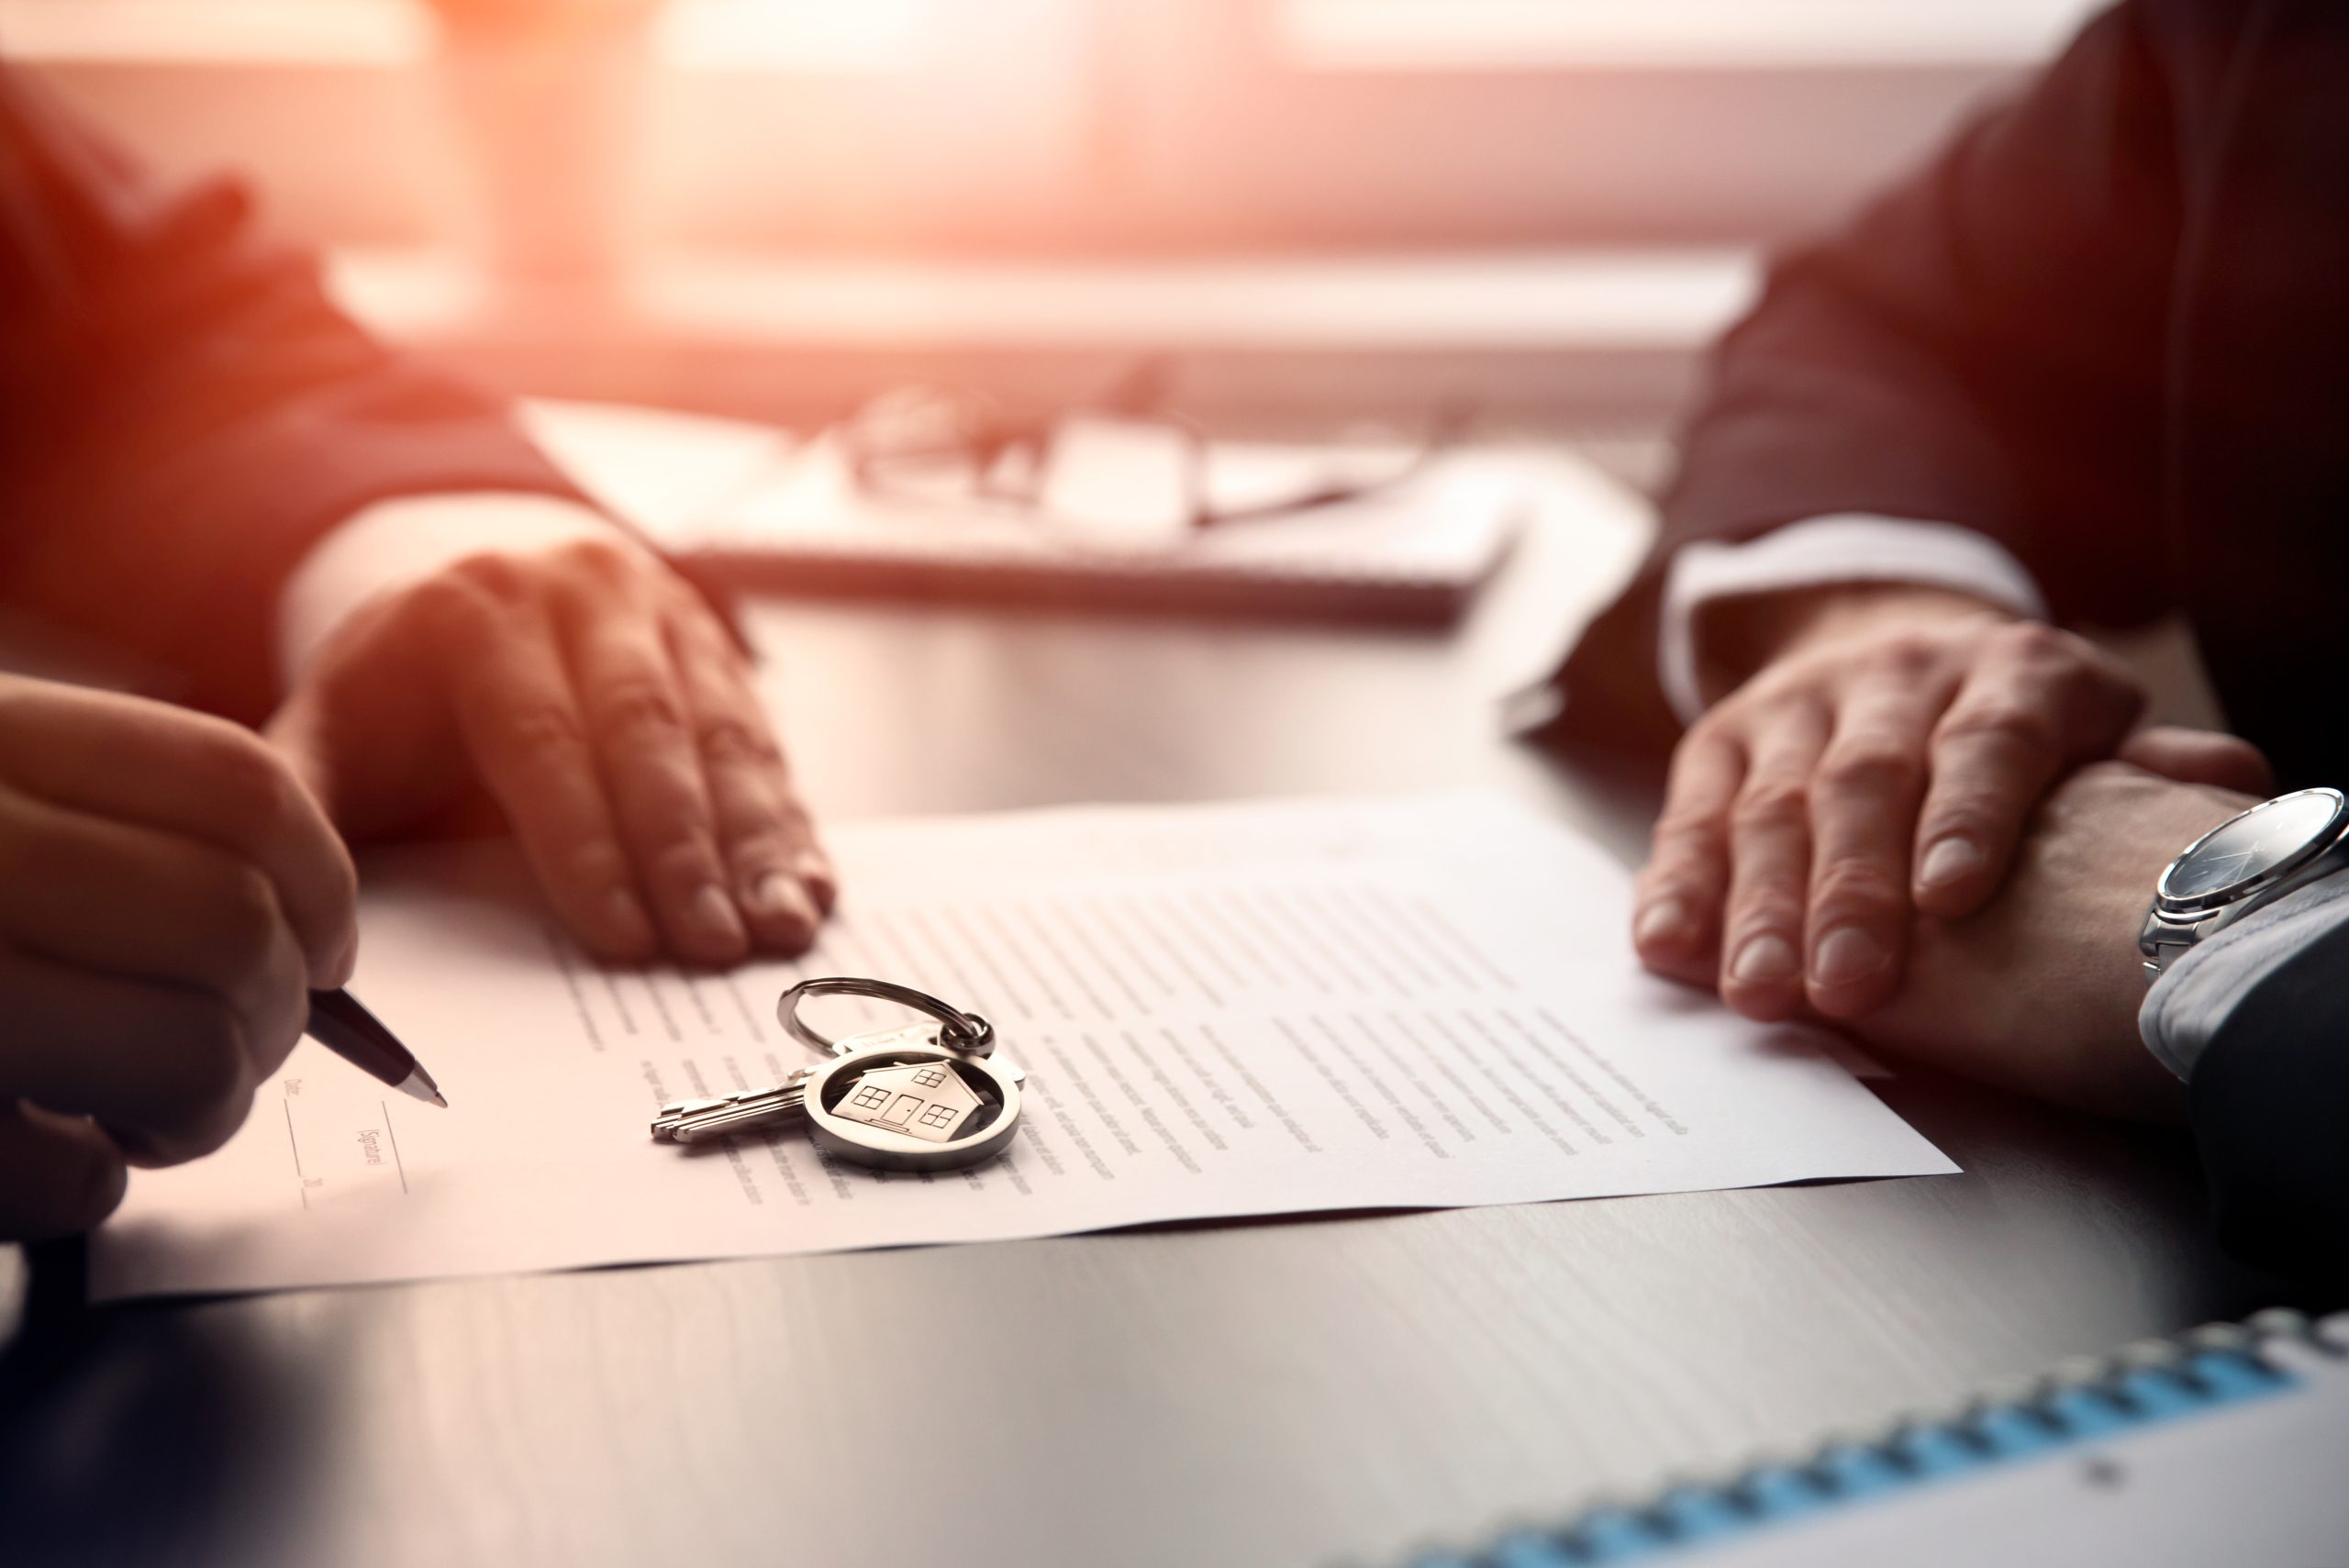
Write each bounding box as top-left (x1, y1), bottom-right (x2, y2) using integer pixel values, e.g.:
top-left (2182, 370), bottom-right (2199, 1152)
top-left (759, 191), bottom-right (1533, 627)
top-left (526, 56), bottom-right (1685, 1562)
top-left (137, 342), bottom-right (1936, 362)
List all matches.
top-left (306, 988), bottom-right (449, 1108)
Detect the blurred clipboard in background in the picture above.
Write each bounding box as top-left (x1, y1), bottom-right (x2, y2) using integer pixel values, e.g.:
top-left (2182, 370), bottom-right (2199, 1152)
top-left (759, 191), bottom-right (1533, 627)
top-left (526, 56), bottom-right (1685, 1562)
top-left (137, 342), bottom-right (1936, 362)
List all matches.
top-left (522, 397), bottom-right (1527, 623)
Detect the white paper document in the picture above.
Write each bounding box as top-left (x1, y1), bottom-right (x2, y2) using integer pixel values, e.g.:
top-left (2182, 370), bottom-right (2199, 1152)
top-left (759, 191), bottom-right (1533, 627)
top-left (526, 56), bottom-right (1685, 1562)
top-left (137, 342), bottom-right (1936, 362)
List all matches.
top-left (91, 795), bottom-right (1954, 1301)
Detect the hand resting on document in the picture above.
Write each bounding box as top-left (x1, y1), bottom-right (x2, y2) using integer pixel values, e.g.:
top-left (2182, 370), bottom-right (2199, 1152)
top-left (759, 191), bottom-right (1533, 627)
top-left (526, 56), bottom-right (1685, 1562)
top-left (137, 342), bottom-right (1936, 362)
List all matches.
top-left (267, 534), bottom-right (834, 966)
top-left (0, 675), bottom-right (358, 1239)
top-left (1844, 754), bottom-right (2262, 1121)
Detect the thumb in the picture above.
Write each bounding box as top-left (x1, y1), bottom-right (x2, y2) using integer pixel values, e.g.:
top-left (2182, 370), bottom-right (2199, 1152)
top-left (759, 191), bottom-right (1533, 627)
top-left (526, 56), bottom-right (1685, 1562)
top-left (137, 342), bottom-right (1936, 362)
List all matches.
top-left (2116, 725), bottom-right (2277, 795)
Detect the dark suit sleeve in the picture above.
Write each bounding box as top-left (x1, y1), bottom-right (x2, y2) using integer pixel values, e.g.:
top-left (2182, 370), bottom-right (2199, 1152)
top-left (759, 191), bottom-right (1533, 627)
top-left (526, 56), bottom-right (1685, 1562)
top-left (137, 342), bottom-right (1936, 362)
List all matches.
top-left (2185, 915), bottom-right (2349, 1282)
top-left (1552, 0), bottom-right (2203, 756)
top-left (0, 67), bottom-right (586, 723)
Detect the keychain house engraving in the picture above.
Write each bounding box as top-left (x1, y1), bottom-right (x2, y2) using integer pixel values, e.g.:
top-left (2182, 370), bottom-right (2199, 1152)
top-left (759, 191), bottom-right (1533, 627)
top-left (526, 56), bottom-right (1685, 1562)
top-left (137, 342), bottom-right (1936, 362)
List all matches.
top-left (651, 980), bottom-right (1023, 1173)
top-left (834, 1057), bottom-right (982, 1142)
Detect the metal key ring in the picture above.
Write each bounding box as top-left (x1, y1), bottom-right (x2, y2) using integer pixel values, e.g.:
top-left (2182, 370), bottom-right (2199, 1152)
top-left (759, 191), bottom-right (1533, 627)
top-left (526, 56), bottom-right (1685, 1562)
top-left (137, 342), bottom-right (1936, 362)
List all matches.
top-left (777, 976), bottom-right (996, 1057)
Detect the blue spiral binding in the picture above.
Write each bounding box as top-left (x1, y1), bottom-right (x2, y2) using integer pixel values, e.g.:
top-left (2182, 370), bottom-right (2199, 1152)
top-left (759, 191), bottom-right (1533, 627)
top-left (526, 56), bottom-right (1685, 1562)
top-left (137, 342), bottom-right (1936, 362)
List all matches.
top-left (1403, 1310), bottom-right (2338, 1568)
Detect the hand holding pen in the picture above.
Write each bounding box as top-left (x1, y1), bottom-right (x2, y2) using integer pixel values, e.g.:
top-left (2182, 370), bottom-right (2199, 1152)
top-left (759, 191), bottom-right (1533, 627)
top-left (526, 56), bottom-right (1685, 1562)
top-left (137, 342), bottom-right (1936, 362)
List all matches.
top-left (0, 677), bottom-right (434, 1242)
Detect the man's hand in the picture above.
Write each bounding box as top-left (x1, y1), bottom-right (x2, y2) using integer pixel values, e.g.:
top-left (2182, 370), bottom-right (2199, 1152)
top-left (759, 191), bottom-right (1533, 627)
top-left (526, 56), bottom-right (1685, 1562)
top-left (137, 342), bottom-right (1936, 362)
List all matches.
top-left (1633, 584), bottom-right (2149, 1022)
top-left (1852, 760), bottom-right (2253, 1120)
top-left (267, 535), bottom-right (833, 966)
top-left (0, 675), bottom-right (357, 1239)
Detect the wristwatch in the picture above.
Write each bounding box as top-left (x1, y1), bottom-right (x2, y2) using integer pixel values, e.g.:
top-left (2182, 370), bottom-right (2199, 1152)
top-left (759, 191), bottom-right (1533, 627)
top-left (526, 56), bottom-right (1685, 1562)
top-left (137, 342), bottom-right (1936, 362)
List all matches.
top-left (2140, 786), bottom-right (2349, 981)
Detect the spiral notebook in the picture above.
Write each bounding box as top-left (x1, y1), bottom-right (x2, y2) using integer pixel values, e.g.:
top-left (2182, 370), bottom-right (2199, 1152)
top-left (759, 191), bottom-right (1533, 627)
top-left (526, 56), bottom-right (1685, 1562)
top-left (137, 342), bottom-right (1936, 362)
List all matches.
top-left (1404, 1308), bottom-right (2349, 1568)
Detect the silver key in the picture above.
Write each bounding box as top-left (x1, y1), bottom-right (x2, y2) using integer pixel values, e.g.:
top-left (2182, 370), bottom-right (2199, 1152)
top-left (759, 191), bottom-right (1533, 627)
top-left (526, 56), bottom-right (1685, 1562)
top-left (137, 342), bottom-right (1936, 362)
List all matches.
top-left (649, 1065), bottom-right (818, 1146)
top-left (651, 1020), bottom-right (941, 1145)
top-left (651, 1018), bottom-right (1024, 1173)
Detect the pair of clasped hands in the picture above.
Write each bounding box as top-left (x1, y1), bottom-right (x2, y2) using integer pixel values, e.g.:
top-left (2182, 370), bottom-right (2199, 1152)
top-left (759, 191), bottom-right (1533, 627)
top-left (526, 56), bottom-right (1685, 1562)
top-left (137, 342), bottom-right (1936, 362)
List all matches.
top-left (0, 539), bottom-right (831, 1240)
top-left (1631, 584), bottom-right (2272, 1121)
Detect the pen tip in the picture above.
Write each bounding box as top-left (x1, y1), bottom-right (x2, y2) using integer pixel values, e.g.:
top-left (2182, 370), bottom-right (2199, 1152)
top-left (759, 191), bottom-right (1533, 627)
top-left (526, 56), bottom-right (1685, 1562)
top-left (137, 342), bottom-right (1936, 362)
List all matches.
top-left (395, 1067), bottom-right (449, 1108)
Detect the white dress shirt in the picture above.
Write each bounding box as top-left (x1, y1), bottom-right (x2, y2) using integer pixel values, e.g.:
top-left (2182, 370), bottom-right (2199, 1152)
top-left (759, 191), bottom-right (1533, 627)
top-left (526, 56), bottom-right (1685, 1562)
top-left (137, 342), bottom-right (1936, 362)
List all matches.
top-left (1657, 514), bottom-right (2049, 725)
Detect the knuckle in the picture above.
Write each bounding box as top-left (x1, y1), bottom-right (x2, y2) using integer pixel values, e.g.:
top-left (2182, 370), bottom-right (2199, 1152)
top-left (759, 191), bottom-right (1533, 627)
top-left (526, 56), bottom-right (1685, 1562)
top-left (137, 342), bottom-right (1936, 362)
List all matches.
top-left (551, 536), bottom-right (644, 592)
top-left (2037, 638), bottom-right (2105, 688)
top-left (1681, 710), bottom-right (1727, 748)
top-left (406, 572), bottom-right (537, 662)
top-left (1727, 889), bottom-right (1806, 938)
top-left (1809, 858), bottom-right (1906, 916)
top-left (774, 798), bottom-right (817, 840)
top-left (1918, 813), bottom-right (1995, 855)
top-left (1731, 777), bottom-right (1809, 831)
top-left (1994, 620), bottom-right (2068, 664)
top-left (441, 550), bottom-right (535, 605)
top-left (646, 837), bottom-right (720, 888)
top-left (395, 577), bottom-right (476, 650)
top-left (722, 828), bottom-right (801, 873)
top-left (506, 703), bottom-right (589, 763)
top-left (1651, 804), bottom-right (1729, 854)
top-left (693, 715), bottom-right (780, 771)
top-left (670, 595), bottom-right (743, 653)
top-left (2058, 651), bottom-right (2146, 726)
top-left (566, 837), bottom-right (631, 890)
top-left (1870, 632), bottom-right (1938, 674)
top-left (399, 572), bottom-right (469, 622)
top-left (593, 678), bottom-right (685, 746)
top-left (1684, 707), bottom-right (1742, 747)
top-left (2088, 648), bottom-right (2145, 697)
top-left (1917, 784), bottom-right (2011, 841)
top-left (1941, 699), bottom-right (2061, 757)
top-left (1816, 741), bottom-right (1923, 802)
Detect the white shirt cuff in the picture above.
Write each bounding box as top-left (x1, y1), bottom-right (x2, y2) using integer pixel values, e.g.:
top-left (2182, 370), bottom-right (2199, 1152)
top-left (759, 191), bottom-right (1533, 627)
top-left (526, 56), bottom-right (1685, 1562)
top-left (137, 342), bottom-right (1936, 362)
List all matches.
top-left (276, 493), bottom-right (619, 690)
top-left (2139, 869), bottom-right (2349, 1080)
top-left (1658, 516), bottom-right (2050, 724)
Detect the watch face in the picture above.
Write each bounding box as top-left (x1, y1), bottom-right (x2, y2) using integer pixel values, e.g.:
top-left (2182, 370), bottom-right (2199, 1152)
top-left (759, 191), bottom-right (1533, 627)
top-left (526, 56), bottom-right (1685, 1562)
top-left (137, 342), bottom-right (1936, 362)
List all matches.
top-left (2160, 788), bottom-right (2347, 906)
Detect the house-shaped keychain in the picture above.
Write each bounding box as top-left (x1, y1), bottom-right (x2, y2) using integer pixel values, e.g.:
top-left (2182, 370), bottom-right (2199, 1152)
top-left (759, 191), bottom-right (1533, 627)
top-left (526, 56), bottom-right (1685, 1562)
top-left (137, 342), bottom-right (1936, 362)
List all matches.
top-left (832, 1060), bottom-right (985, 1144)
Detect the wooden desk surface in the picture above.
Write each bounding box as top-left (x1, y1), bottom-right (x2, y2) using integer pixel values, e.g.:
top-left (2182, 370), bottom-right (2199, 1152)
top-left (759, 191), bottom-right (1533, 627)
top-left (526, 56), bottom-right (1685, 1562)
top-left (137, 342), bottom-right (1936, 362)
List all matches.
top-left (0, 478), bottom-right (2287, 1568)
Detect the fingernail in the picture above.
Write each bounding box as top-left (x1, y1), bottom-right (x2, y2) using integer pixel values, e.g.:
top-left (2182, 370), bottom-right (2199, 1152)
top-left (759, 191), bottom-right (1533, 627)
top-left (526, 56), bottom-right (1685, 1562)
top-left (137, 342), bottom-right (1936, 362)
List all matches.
top-left (1919, 836), bottom-right (1986, 889)
top-left (1634, 899), bottom-right (1693, 951)
top-left (791, 849), bottom-right (838, 908)
top-left (751, 872), bottom-right (818, 940)
top-left (1811, 925), bottom-right (1887, 986)
top-left (1729, 933), bottom-right (1798, 985)
top-left (687, 883), bottom-right (747, 950)
top-left (606, 887), bottom-right (656, 951)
